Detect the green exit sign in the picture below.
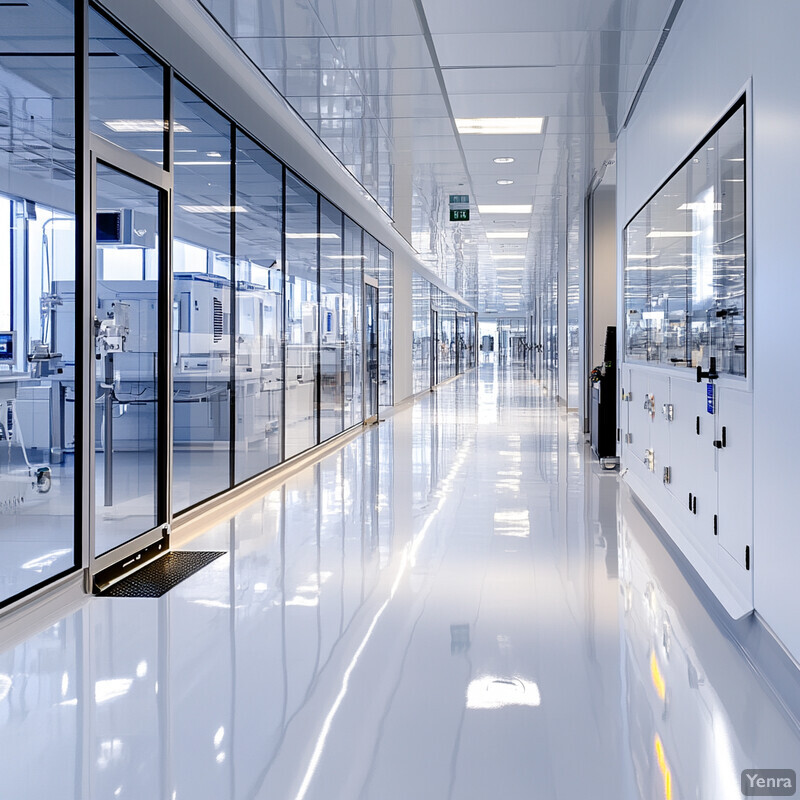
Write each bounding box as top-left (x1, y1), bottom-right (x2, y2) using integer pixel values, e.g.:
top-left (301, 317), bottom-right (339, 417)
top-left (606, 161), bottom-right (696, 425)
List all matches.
top-left (449, 194), bottom-right (469, 205)
top-left (450, 209), bottom-right (470, 222)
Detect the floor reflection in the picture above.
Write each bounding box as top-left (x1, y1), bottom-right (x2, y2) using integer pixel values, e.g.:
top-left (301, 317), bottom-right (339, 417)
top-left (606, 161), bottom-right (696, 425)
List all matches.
top-left (0, 364), bottom-right (797, 799)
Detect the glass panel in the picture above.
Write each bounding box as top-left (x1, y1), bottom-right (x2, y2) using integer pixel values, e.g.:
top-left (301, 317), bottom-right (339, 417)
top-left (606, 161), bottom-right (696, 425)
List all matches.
top-left (94, 164), bottom-right (160, 555)
top-left (378, 245), bottom-right (393, 407)
top-left (431, 307), bottom-right (439, 385)
top-left (439, 308), bottom-right (455, 382)
top-left (343, 218), bottom-right (363, 427)
top-left (412, 273), bottom-right (431, 393)
top-left (89, 8), bottom-right (165, 166)
top-left (320, 199), bottom-right (345, 441)
top-left (172, 82), bottom-right (233, 512)
top-left (365, 284), bottom-right (378, 419)
top-left (234, 132), bottom-right (283, 482)
top-left (624, 103), bottom-right (746, 376)
top-left (284, 173), bottom-right (319, 457)
top-left (0, 0), bottom-right (76, 601)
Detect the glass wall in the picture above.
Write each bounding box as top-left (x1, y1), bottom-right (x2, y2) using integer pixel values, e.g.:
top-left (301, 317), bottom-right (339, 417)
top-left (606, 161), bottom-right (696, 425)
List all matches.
top-left (172, 81), bottom-right (233, 512)
top-left (234, 132), bottom-right (283, 482)
top-left (284, 173), bottom-right (319, 458)
top-left (437, 295), bottom-right (456, 383)
top-left (456, 313), bottom-right (476, 373)
top-left (0, 3), bottom-right (394, 607)
top-left (412, 273), bottom-right (431, 393)
top-left (88, 7), bottom-right (165, 164)
top-left (0, 0), bottom-right (76, 603)
top-left (624, 101), bottom-right (746, 376)
top-left (378, 245), bottom-right (393, 408)
top-left (93, 166), bottom-right (161, 556)
top-left (412, 271), bottom-right (475, 391)
top-left (344, 218), bottom-right (363, 428)
top-left (319, 200), bottom-right (345, 441)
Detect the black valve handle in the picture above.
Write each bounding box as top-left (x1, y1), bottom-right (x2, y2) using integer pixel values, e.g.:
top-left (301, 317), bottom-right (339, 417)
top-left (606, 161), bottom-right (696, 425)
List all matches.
top-left (696, 356), bottom-right (719, 383)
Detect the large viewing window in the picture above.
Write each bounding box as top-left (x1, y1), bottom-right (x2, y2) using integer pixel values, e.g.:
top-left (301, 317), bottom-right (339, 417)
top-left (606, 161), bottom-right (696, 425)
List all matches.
top-left (284, 173), bottom-right (320, 458)
top-left (624, 100), bottom-right (746, 376)
top-left (0, 0), bottom-right (76, 603)
top-left (0, 2), bottom-right (394, 608)
top-left (234, 132), bottom-right (283, 483)
top-left (172, 81), bottom-right (233, 512)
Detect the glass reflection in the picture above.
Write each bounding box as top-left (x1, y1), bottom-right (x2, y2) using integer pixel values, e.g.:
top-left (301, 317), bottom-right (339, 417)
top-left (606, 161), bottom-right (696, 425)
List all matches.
top-left (0, 0), bottom-right (76, 601)
top-left (89, 8), bottom-right (165, 165)
top-left (344, 218), bottom-right (363, 428)
top-left (172, 82), bottom-right (233, 512)
top-left (378, 245), bottom-right (393, 408)
top-left (93, 165), bottom-right (160, 555)
top-left (234, 132), bottom-right (283, 482)
top-left (624, 103), bottom-right (746, 375)
top-left (319, 200), bottom-right (345, 441)
top-left (284, 173), bottom-right (319, 457)
top-left (412, 272), bottom-right (431, 393)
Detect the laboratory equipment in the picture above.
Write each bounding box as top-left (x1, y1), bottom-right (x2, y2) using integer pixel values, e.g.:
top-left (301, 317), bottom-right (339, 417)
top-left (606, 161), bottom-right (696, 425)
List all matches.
top-left (0, 398), bottom-right (52, 512)
top-left (0, 332), bottom-right (14, 364)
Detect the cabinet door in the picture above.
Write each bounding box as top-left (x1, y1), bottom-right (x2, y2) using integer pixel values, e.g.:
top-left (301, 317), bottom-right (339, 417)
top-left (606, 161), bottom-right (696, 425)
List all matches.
top-left (620, 365), bottom-right (632, 462)
top-left (649, 372), bottom-right (671, 486)
top-left (668, 378), bottom-right (717, 535)
top-left (626, 368), bottom-right (653, 481)
top-left (716, 389), bottom-right (753, 568)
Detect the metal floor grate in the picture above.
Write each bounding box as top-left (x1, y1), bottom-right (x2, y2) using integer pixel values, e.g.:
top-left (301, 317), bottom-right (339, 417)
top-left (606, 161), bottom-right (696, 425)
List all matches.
top-left (97, 551), bottom-right (226, 598)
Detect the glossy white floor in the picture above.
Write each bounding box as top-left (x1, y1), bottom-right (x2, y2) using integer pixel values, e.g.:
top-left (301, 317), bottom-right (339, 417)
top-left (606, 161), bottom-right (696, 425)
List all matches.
top-left (1, 362), bottom-right (799, 799)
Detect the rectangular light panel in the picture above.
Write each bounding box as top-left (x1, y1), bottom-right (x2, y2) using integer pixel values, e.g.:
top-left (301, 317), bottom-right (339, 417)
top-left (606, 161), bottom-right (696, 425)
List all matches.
top-left (285, 233), bottom-right (340, 239)
top-left (180, 205), bottom-right (247, 214)
top-left (105, 119), bottom-right (191, 133)
top-left (456, 117), bottom-right (544, 135)
top-left (479, 205), bottom-right (533, 214)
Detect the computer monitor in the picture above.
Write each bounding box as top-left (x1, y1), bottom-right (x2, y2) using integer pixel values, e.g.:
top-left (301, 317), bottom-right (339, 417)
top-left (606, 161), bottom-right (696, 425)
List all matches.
top-left (0, 331), bottom-right (13, 362)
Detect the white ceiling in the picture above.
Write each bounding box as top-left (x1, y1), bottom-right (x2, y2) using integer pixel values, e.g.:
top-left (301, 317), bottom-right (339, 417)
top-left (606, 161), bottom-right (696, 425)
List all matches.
top-left (198, 0), bottom-right (676, 313)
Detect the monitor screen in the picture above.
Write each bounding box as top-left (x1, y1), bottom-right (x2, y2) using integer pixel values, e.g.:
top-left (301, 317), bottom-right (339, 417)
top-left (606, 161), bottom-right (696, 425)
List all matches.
top-left (96, 211), bottom-right (122, 243)
top-left (0, 332), bottom-right (13, 361)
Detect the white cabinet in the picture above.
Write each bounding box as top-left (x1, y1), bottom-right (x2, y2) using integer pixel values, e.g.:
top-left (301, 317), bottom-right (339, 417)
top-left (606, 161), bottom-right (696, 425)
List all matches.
top-left (620, 363), bottom-right (753, 618)
top-left (716, 388), bottom-right (753, 569)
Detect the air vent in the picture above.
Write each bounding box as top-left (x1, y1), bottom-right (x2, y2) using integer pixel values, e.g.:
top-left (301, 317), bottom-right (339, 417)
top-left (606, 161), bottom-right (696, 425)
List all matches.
top-left (213, 297), bottom-right (223, 343)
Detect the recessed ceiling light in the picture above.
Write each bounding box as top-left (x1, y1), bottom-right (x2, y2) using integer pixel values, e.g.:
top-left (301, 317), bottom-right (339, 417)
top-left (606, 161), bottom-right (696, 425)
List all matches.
top-left (493, 255), bottom-right (525, 261)
top-left (493, 157), bottom-right (515, 164)
top-left (646, 231), bottom-right (701, 238)
top-left (496, 266), bottom-right (524, 271)
top-left (486, 232), bottom-right (528, 239)
top-left (104, 119), bottom-right (191, 133)
top-left (479, 205), bottom-right (532, 214)
top-left (678, 202), bottom-right (721, 211)
top-left (180, 205), bottom-right (247, 214)
top-left (456, 118), bottom-right (544, 135)
top-left (496, 179), bottom-right (514, 186)
top-left (286, 233), bottom-right (340, 239)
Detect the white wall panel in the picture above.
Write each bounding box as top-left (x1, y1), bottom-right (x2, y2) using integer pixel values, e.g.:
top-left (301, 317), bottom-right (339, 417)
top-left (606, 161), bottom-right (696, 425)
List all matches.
top-left (618, 0), bottom-right (800, 656)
